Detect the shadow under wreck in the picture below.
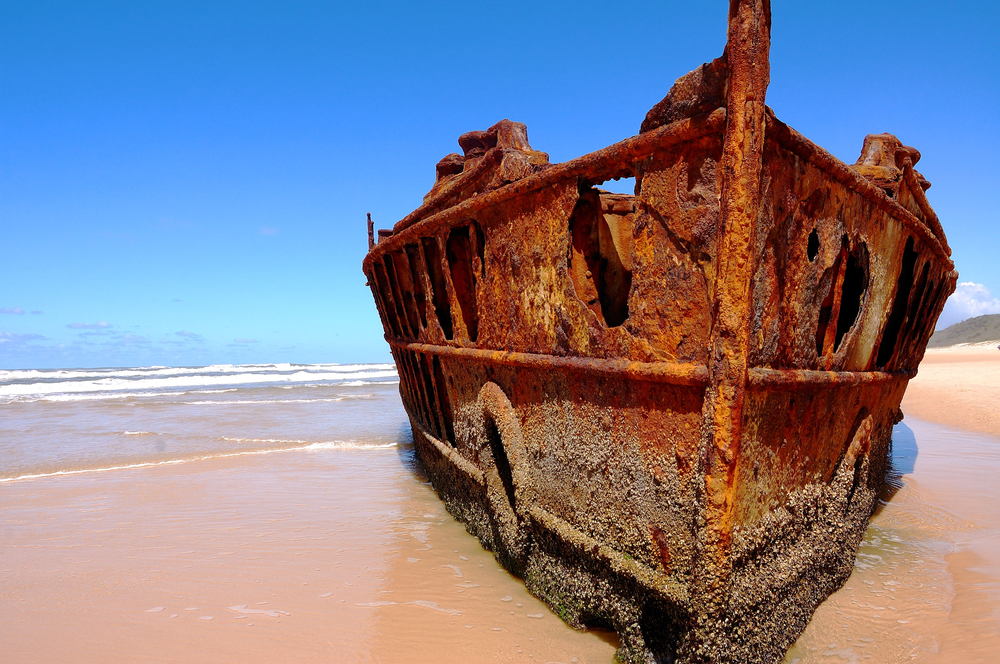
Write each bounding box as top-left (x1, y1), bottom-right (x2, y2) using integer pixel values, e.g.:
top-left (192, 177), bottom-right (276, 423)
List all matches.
top-left (360, 1), bottom-right (956, 662)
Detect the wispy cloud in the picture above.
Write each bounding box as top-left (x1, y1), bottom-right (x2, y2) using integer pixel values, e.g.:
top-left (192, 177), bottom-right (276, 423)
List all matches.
top-left (78, 329), bottom-right (113, 337)
top-left (117, 333), bottom-right (150, 346)
top-left (232, 337), bottom-right (259, 344)
top-left (0, 331), bottom-right (46, 345)
top-left (3, 307), bottom-right (44, 315)
top-left (938, 281), bottom-right (1000, 329)
top-left (67, 321), bottom-right (112, 329)
top-left (175, 330), bottom-right (205, 343)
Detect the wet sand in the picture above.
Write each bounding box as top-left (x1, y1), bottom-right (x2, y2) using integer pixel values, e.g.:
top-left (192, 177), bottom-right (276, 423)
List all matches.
top-left (4, 419), bottom-right (997, 663)
top-left (787, 345), bottom-right (1000, 663)
top-left (3, 352), bottom-right (1000, 663)
top-left (787, 418), bottom-right (1000, 663)
top-left (0, 444), bottom-right (618, 663)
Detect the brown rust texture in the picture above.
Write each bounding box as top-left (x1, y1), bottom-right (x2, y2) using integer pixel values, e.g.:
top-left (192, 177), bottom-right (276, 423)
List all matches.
top-left (360, 1), bottom-right (954, 662)
top-left (692, 4), bottom-right (771, 658)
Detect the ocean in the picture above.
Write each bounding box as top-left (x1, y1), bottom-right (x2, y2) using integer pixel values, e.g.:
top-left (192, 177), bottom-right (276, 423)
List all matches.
top-left (0, 363), bottom-right (402, 482)
top-left (2, 363), bottom-right (998, 662)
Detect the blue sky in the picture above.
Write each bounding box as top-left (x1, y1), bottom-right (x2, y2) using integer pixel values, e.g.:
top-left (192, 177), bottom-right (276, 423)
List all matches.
top-left (2, 1), bottom-right (997, 368)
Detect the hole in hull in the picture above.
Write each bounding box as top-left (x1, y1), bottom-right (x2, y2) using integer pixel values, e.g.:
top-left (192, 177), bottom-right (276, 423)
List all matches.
top-left (380, 255), bottom-right (412, 338)
top-left (875, 237), bottom-right (918, 368)
top-left (421, 237), bottom-right (453, 340)
top-left (485, 415), bottom-right (516, 512)
top-left (390, 251), bottom-right (421, 335)
top-left (815, 238), bottom-right (869, 360)
top-left (447, 225), bottom-right (479, 342)
top-left (834, 244), bottom-right (869, 352)
top-left (404, 244), bottom-right (428, 330)
top-left (431, 355), bottom-right (455, 446)
top-left (595, 176), bottom-right (637, 196)
top-left (568, 186), bottom-right (634, 327)
top-left (807, 228), bottom-right (820, 261)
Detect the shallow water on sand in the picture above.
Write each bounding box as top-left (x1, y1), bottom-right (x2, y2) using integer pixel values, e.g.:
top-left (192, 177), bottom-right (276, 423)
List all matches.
top-left (1, 364), bottom-right (998, 662)
top-left (786, 418), bottom-right (1000, 663)
top-left (0, 363), bottom-right (401, 480)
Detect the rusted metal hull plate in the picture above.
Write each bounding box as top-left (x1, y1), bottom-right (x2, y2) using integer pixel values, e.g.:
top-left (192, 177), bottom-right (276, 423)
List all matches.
top-left (359, 4), bottom-right (954, 659)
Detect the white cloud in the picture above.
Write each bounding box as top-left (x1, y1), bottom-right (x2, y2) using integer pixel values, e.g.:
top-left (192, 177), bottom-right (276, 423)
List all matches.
top-left (67, 321), bottom-right (111, 329)
top-left (1, 307), bottom-right (25, 315)
top-left (937, 281), bottom-right (1000, 329)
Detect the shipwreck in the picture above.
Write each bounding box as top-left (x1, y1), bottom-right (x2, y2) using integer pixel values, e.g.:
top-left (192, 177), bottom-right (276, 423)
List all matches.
top-left (361, 1), bottom-right (956, 661)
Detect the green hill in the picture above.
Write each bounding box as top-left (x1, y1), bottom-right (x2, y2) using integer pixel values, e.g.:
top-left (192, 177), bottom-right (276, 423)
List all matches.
top-left (928, 314), bottom-right (1000, 348)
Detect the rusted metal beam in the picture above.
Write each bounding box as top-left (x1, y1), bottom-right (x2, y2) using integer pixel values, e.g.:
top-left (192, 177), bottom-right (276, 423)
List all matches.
top-left (746, 366), bottom-right (915, 389)
top-left (368, 110), bottom-right (726, 258)
top-left (388, 338), bottom-right (911, 389)
top-left (766, 115), bottom-right (952, 262)
top-left (900, 156), bottom-right (951, 255)
top-left (388, 339), bottom-right (710, 387)
top-left (696, 0), bottom-right (771, 634)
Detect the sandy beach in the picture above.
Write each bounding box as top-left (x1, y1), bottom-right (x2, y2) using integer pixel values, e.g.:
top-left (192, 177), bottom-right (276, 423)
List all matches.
top-left (902, 345), bottom-right (1000, 437)
top-left (0, 445), bottom-right (619, 663)
top-left (2, 354), bottom-right (999, 663)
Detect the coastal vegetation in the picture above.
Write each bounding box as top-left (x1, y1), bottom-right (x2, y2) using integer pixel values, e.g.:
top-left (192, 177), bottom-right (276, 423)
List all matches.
top-left (928, 313), bottom-right (1000, 347)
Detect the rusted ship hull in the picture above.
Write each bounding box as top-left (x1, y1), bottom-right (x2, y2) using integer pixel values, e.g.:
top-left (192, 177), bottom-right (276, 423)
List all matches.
top-left (361, 2), bottom-right (954, 662)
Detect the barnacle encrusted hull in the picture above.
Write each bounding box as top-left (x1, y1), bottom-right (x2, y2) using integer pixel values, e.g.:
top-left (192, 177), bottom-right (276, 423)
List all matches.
top-left (360, 2), bottom-right (955, 662)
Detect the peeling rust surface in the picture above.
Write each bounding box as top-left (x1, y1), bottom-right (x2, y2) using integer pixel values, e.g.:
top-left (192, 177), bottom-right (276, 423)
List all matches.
top-left (359, 1), bottom-right (955, 662)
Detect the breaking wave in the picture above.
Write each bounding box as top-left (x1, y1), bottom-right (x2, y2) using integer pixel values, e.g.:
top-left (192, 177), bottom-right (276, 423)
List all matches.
top-left (0, 363), bottom-right (391, 382)
top-left (0, 363), bottom-right (398, 403)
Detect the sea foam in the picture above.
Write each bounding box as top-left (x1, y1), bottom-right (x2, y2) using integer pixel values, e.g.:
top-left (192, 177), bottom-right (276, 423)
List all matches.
top-left (0, 439), bottom-right (397, 483)
top-left (0, 363), bottom-right (398, 402)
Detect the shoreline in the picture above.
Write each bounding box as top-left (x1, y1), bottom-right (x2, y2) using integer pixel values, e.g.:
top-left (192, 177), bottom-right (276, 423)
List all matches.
top-left (902, 345), bottom-right (1000, 438)
top-left (2, 350), bottom-right (999, 663)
